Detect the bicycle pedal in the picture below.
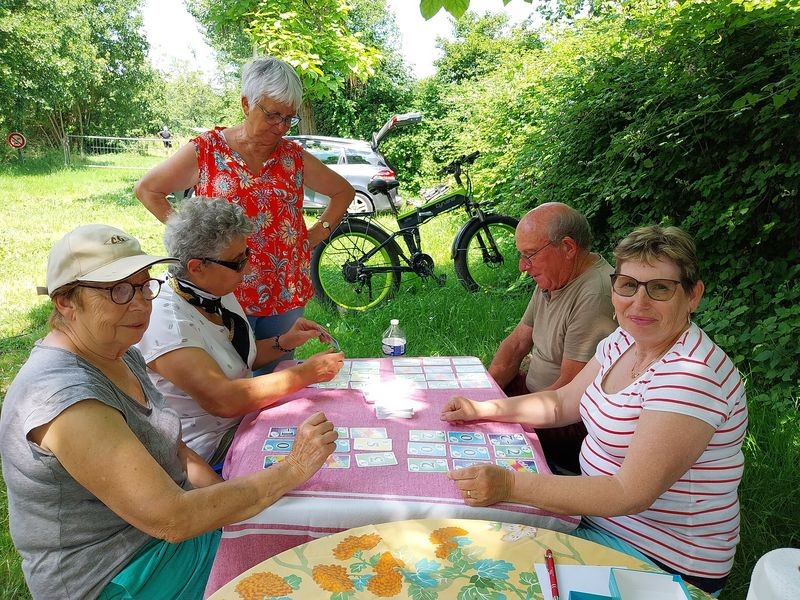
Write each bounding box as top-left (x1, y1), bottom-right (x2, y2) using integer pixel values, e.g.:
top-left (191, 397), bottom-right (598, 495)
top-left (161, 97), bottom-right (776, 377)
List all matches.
top-left (434, 273), bottom-right (447, 287)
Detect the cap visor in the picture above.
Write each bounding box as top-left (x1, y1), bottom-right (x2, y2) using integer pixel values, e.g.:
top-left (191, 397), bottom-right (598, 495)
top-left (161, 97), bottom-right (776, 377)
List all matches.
top-left (78, 255), bottom-right (178, 283)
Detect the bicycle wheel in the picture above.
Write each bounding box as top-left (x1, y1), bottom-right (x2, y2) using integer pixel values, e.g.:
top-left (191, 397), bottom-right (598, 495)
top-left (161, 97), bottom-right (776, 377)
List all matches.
top-left (454, 214), bottom-right (524, 292)
top-left (311, 219), bottom-right (402, 311)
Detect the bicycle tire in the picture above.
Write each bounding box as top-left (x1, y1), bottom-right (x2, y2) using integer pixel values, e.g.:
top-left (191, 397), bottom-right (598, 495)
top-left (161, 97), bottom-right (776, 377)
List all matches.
top-left (453, 214), bottom-right (524, 293)
top-left (311, 219), bottom-right (402, 311)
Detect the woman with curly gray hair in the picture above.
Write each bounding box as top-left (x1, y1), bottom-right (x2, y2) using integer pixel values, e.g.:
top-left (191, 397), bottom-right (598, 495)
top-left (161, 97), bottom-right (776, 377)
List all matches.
top-left (137, 196), bottom-right (344, 465)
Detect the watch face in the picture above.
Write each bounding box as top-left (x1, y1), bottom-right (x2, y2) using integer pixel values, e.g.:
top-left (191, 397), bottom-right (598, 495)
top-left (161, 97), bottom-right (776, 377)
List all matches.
top-left (322, 221), bottom-right (331, 229)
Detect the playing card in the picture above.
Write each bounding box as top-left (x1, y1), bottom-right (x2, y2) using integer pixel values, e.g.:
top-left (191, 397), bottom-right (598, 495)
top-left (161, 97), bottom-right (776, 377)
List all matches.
top-left (335, 439), bottom-right (351, 453)
top-left (426, 380), bottom-right (460, 389)
top-left (393, 366), bottom-right (424, 374)
top-left (409, 429), bottom-right (447, 442)
top-left (449, 445), bottom-right (491, 460)
top-left (335, 427), bottom-right (349, 438)
top-left (349, 372), bottom-right (380, 382)
top-left (422, 357), bottom-right (451, 365)
top-left (329, 334), bottom-right (341, 352)
top-left (353, 438), bottom-right (392, 451)
top-left (458, 379), bottom-right (493, 389)
top-left (495, 459), bottom-right (538, 472)
top-left (267, 426), bottom-right (296, 438)
top-left (488, 433), bottom-right (528, 446)
top-left (454, 364), bottom-right (486, 373)
top-left (451, 356), bottom-right (482, 365)
top-left (407, 458), bottom-right (449, 472)
top-left (407, 442), bottom-right (447, 456)
top-left (423, 366), bottom-right (454, 374)
top-left (351, 360), bottom-right (380, 372)
top-left (493, 445), bottom-right (534, 459)
top-left (263, 455), bottom-right (287, 468)
top-left (447, 431), bottom-right (486, 445)
top-left (262, 439), bottom-right (294, 453)
top-left (355, 452), bottom-right (398, 467)
top-left (425, 373), bottom-right (458, 381)
top-left (350, 427), bottom-right (388, 439)
top-left (323, 454), bottom-right (351, 468)
top-left (392, 358), bottom-right (421, 366)
top-left (452, 458), bottom-right (492, 469)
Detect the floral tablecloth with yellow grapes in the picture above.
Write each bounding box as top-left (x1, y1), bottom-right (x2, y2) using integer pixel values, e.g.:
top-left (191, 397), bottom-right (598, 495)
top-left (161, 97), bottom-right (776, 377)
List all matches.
top-left (208, 518), bottom-right (710, 600)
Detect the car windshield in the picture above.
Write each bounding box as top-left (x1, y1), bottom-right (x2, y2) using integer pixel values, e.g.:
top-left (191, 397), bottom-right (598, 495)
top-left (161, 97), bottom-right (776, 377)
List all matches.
top-left (346, 148), bottom-right (384, 166)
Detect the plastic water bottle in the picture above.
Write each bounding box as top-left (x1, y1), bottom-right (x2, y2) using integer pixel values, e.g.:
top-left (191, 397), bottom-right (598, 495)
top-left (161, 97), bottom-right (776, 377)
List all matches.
top-left (381, 319), bottom-right (406, 356)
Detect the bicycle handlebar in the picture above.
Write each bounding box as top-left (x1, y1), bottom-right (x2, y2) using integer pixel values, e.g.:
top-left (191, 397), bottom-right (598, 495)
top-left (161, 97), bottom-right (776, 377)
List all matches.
top-left (436, 151), bottom-right (480, 176)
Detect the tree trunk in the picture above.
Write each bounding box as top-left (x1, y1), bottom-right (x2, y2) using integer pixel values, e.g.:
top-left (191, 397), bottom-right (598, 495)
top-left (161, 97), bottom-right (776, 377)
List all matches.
top-left (298, 101), bottom-right (316, 135)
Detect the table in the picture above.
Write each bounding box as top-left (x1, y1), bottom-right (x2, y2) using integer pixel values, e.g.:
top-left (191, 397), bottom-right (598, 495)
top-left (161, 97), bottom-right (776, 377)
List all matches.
top-left (208, 518), bottom-right (711, 599)
top-left (205, 357), bottom-right (580, 597)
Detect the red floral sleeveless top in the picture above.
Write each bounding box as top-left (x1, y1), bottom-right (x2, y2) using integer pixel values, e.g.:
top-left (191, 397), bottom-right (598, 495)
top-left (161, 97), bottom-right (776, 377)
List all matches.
top-left (192, 128), bottom-right (311, 316)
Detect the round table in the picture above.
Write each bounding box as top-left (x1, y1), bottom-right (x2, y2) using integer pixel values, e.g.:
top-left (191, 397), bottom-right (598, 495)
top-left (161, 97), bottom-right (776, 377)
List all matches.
top-left (208, 518), bottom-right (711, 599)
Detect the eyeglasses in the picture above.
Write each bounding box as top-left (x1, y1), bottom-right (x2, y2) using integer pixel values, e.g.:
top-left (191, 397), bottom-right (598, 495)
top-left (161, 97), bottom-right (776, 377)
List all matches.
top-left (519, 241), bottom-right (554, 266)
top-left (255, 102), bottom-right (300, 127)
top-left (203, 247), bottom-right (252, 272)
top-left (610, 273), bottom-right (683, 301)
top-left (77, 278), bottom-right (163, 305)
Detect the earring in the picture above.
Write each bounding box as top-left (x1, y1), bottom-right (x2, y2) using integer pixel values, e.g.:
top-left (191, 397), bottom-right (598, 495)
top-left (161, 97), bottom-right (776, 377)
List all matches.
top-left (687, 312), bottom-right (692, 325)
top-left (612, 312), bottom-right (617, 321)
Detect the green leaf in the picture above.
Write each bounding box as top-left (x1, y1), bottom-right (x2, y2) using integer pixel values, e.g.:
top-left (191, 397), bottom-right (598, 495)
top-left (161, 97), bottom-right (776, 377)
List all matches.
top-left (420, 0), bottom-right (444, 20)
top-left (285, 574), bottom-right (302, 590)
top-left (442, 0), bottom-right (470, 19)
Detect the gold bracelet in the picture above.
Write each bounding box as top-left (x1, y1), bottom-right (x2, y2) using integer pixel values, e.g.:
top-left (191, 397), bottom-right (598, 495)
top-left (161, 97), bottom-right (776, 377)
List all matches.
top-left (272, 335), bottom-right (293, 353)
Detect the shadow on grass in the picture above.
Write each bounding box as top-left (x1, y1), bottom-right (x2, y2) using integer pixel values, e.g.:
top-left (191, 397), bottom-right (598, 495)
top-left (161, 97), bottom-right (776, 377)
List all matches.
top-left (723, 394), bottom-right (800, 599)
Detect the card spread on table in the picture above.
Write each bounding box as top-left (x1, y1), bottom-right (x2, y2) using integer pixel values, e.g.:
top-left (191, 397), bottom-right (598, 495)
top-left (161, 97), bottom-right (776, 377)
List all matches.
top-left (447, 431), bottom-right (486, 445)
top-left (324, 454), bottom-right (351, 468)
top-left (455, 364), bottom-right (486, 373)
top-left (450, 444), bottom-right (491, 459)
top-left (263, 455), bottom-right (287, 468)
top-left (409, 429), bottom-right (447, 442)
top-left (392, 357), bottom-right (421, 366)
top-left (355, 452), bottom-right (398, 467)
top-left (350, 372), bottom-right (381, 382)
top-left (427, 380), bottom-right (461, 389)
top-left (353, 438), bottom-right (392, 451)
top-left (422, 357), bottom-right (451, 365)
top-left (496, 458), bottom-right (538, 472)
top-left (350, 427), bottom-right (388, 439)
top-left (493, 445), bottom-right (534, 459)
top-left (452, 458), bottom-right (493, 469)
top-left (423, 365), bottom-right (454, 373)
top-left (262, 439), bottom-right (294, 453)
top-left (425, 372), bottom-right (458, 381)
top-left (408, 458), bottom-right (449, 472)
top-left (407, 442), bottom-right (447, 456)
top-left (268, 426), bottom-right (297, 438)
top-left (334, 439), bottom-right (351, 453)
top-left (488, 433), bottom-right (527, 446)
top-left (394, 366), bottom-right (424, 374)
top-left (351, 360), bottom-right (381, 372)
top-left (335, 426), bottom-right (349, 439)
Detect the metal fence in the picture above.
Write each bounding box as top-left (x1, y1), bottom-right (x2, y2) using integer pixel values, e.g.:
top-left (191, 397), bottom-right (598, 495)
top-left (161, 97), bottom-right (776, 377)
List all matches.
top-left (63, 135), bottom-right (179, 170)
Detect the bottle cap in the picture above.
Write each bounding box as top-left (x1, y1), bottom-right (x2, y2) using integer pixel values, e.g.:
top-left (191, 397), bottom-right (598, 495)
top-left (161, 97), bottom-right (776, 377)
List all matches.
top-left (390, 319), bottom-right (399, 325)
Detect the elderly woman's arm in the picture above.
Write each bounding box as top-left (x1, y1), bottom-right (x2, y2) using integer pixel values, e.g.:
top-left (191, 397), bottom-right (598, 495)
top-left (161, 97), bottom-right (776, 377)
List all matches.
top-left (134, 143), bottom-right (200, 223)
top-left (450, 410), bottom-right (715, 515)
top-left (31, 400), bottom-right (335, 543)
top-left (302, 150), bottom-right (354, 248)
top-left (148, 347), bottom-right (344, 418)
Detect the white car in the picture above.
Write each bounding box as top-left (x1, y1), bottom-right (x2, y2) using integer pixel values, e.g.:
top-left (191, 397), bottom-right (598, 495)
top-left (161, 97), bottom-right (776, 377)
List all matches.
top-left (288, 112), bottom-right (421, 214)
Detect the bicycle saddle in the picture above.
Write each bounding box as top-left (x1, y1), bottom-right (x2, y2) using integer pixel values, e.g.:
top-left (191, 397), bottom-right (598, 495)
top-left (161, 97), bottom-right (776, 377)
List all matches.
top-left (368, 178), bottom-right (400, 194)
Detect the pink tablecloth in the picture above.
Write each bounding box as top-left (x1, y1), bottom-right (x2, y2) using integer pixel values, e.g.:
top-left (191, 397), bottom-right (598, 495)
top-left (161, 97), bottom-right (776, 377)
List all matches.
top-left (205, 357), bottom-right (580, 597)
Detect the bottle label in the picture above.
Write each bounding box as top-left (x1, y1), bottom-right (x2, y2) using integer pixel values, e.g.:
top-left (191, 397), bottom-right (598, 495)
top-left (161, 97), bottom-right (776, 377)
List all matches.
top-left (382, 337), bottom-right (406, 356)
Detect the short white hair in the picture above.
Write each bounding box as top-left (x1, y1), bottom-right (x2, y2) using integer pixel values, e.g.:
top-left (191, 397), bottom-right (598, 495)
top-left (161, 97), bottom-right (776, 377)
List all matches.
top-left (241, 56), bottom-right (303, 110)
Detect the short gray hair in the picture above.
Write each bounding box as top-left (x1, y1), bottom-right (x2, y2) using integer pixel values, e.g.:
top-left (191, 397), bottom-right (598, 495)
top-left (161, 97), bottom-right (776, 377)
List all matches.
top-left (547, 205), bottom-right (592, 250)
top-left (164, 197), bottom-right (254, 278)
top-left (241, 56), bottom-right (303, 110)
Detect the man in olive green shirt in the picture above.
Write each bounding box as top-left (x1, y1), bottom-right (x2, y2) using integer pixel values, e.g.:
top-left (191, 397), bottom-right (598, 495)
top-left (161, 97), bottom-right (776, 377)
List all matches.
top-left (489, 203), bottom-right (616, 472)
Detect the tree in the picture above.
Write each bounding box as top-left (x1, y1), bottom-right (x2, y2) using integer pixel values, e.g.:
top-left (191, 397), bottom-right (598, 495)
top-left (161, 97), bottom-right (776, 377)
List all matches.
top-left (188, 0), bottom-right (383, 134)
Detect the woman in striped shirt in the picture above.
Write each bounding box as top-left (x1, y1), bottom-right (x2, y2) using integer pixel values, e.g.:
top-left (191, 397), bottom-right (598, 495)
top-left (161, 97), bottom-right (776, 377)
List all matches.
top-left (442, 225), bottom-right (747, 596)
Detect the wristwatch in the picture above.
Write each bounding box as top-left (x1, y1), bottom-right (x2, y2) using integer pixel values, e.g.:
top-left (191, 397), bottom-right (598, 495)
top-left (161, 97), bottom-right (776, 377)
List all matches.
top-left (319, 219), bottom-right (331, 231)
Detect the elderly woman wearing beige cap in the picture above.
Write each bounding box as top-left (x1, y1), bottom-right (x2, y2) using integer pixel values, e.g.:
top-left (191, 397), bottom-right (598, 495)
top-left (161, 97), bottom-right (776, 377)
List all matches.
top-left (0, 225), bottom-right (337, 599)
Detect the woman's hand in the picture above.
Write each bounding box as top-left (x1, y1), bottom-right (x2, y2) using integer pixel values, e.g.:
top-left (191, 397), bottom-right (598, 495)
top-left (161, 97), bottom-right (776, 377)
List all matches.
top-left (282, 318), bottom-right (335, 349)
top-left (440, 396), bottom-right (487, 424)
top-left (285, 412), bottom-right (337, 483)
top-left (448, 464), bottom-right (515, 507)
top-left (299, 350), bottom-right (345, 383)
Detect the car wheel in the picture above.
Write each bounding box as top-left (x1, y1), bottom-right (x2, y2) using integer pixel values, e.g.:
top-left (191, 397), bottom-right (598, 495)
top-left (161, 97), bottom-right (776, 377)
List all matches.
top-left (347, 192), bottom-right (376, 215)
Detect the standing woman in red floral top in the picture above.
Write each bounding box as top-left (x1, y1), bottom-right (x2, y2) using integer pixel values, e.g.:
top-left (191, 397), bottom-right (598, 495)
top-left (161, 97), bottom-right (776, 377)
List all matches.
top-left (135, 57), bottom-right (354, 373)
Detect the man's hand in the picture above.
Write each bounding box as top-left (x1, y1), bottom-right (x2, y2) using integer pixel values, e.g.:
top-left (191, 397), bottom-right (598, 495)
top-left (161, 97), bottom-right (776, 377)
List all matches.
top-left (285, 412), bottom-right (337, 483)
top-left (440, 396), bottom-right (486, 424)
top-left (447, 464), bottom-right (515, 507)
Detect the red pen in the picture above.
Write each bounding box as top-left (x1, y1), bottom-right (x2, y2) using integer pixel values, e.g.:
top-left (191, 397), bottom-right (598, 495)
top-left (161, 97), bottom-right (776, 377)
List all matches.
top-left (545, 548), bottom-right (560, 600)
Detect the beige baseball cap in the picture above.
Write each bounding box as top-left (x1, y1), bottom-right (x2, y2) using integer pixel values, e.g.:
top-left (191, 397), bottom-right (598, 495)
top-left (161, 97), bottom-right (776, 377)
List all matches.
top-left (39, 224), bottom-right (178, 296)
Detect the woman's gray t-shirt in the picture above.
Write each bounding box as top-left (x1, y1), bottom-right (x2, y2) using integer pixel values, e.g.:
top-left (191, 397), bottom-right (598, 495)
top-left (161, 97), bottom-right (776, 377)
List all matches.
top-left (0, 343), bottom-right (190, 600)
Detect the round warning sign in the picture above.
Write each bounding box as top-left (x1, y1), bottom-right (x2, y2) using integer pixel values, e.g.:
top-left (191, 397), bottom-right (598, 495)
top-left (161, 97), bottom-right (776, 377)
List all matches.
top-left (7, 132), bottom-right (26, 149)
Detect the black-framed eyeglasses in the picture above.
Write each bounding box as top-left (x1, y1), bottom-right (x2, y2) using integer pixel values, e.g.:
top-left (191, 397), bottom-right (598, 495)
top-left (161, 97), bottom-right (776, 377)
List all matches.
top-left (77, 278), bottom-right (163, 305)
top-left (610, 273), bottom-right (683, 301)
top-left (519, 241), bottom-right (554, 266)
top-left (203, 247), bottom-right (252, 272)
top-left (255, 102), bottom-right (301, 127)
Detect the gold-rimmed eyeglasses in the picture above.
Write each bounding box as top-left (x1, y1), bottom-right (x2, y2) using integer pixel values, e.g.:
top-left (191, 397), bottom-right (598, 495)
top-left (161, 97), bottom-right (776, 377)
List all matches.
top-left (519, 241), bottom-right (554, 266)
top-left (255, 102), bottom-right (301, 127)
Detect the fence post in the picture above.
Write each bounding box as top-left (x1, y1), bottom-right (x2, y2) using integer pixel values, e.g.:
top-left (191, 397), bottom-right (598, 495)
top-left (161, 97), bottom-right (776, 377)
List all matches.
top-left (63, 135), bottom-right (70, 167)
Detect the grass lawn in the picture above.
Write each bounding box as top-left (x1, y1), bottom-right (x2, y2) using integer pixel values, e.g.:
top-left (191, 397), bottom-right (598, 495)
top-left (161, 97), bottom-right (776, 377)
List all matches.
top-left (1, 154), bottom-right (797, 599)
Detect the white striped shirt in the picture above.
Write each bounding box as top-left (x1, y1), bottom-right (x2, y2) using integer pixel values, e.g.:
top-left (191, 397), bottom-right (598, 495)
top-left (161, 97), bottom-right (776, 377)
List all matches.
top-left (581, 324), bottom-right (747, 579)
